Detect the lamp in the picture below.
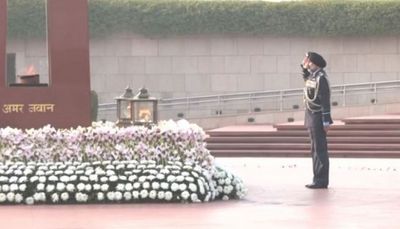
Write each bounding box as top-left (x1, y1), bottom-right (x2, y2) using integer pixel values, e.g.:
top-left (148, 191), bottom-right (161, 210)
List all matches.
top-left (132, 87), bottom-right (158, 125)
top-left (115, 86), bottom-right (134, 127)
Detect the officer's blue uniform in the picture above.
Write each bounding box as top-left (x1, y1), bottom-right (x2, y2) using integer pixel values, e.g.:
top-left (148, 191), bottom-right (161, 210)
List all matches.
top-left (304, 67), bottom-right (333, 187)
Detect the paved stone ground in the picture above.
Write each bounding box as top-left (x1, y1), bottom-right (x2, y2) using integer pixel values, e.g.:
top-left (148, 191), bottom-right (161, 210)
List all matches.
top-left (0, 157), bottom-right (400, 229)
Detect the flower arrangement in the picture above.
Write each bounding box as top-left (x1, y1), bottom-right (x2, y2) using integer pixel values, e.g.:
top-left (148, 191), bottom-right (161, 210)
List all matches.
top-left (0, 120), bottom-right (246, 205)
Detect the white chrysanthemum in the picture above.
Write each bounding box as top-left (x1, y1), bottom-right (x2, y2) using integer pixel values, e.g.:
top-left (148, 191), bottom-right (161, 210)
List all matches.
top-left (56, 183), bottom-right (66, 192)
top-left (224, 178), bottom-right (232, 185)
top-left (181, 171), bottom-right (190, 177)
top-left (30, 176), bottom-right (38, 183)
top-left (217, 186), bottom-right (223, 193)
top-left (191, 171), bottom-right (199, 178)
top-left (95, 168), bottom-right (106, 176)
top-left (80, 176), bottom-right (89, 182)
top-left (0, 176), bottom-right (8, 183)
top-left (114, 191), bottom-right (122, 201)
top-left (126, 164), bottom-right (136, 169)
top-left (160, 182), bottom-right (169, 190)
top-left (160, 168), bottom-right (170, 174)
top-left (190, 193), bottom-right (200, 203)
top-left (10, 184), bottom-right (19, 192)
top-left (125, 183), bottom-right (133, 191)
top-left (107, 192), bottom-right (115, 201)
top-left (140, 190), bottom-right (148, 199)
top-left (116, 183), bottom-right (125, 192)
top-left (118, 175), bottom-right (127, 181)
top-left (146, 175), bottom-right (156, 181)
top-left (60, 175), bottom-right (69, 183)
top-left (101, 184), bottom-right (109, 192)
top-left (188, 183), bottom-right (197, 192)
top-left (84, 169), bottom-right (94, 176)
top-left (222, 195), bottom-right (229, 201)
top-left (19, 184), bottom-right (27, 192)
top-left (167, 175), bottom-right (176, 182)
top-left (36, 170), bottom-right (45, 176)
top-left (138, 176), bottom-right (147, 183)
top-left (179, 183), bottom-right (187, 191)
top-left (142, 182), bottom-right (150, 189)
top-left (116, 164), bottom-right (125, 170)
top-left (85, 184), bottom-right (92, 192)
top-left (172, 171), bottom-right (181, 176)
top-left (132, 191), bottom-right (139, 199)
top-left (106, 170), bottom-right (115, 176)
top-left (109, 176), bottom-right (118, 182)
top-left (128, 175), bottom-right (137, 182)
top-left (171, 183), bottom-right (179, 192)
top-left (49, 175), bottom-right (58, 182)
top-left (123, 191), bottom-right (132, 201)
top-left (181, 191), bottom-right (190, 200)
top-left (132, 169), bottom-right (141, 174)
top-left (25, 196), bottom-right (34, 205)
top-left (133, 182), bottom-right (141, 189)
top-left (51, 193), bottom-right (59, 203)
top-left (149, 190), bottom-right (157, 200)
top-left (224, 185), bottom-right (233, 194)
top-left (77, 183), bottom-right (85, 191)
top-left (36, 183), bottom-right (45, 191)
top-left (185, 177), bottom-right (195, 183)
top-left (102, 161), bottom-right (111, 165)
top-left (165, 191), bottom-right (173, 201)
top-left (100, 176), bottom-right (108, 183)
top-left (24, 169), bottom-right (33, 176)
top-left (39, 176), bottom-right (46, 183)
top-left (89, 174), bottom-right (98, 182)
top-left (49, 165), bottom-right (57, 170)
top-left (106, 165), bottom-right (115, 170)
top-left (93, 184), bottom-right (101, 191)
top-left (183, 165), bottom-right (192, 171)
top-left (198, 180), bottom-right (205, 195)
top-left (156, 173), bottom-right (165, 180)
top-left (33, 192), bottom-right (46, 202)
top-left (75, 170), bottom-right (84, 175)
top-left (152, 182), bottom-right (160, 190)
top-left (9, 176), bottom-right (18, 183)
top-left (14, 193), bottom-right (23, 203)
top-left (76, 192), bottom-right (88, 202)
top-left (69, 175), bottom-right (78, 182)
top-left (218, 179), bottom-right (225, 185)
top-left (204, 193), bottom-right (211, 202)
top-left (46, 184), bottom-right (55, 193)
top-left (176, 176), bottom-right (184, 183)
top-left (157, 191), bottom-right (165, 200)
top-left (97, 192), bottom-right (105, 201)
top-left (6, 192), bottom-right (15, 202)
top-left (66, 183), bottom-right (75, 192)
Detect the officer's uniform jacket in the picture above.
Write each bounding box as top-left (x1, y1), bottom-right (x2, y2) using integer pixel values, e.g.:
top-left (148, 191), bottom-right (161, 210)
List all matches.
top-left (303, 68), bottom-right (333, 128)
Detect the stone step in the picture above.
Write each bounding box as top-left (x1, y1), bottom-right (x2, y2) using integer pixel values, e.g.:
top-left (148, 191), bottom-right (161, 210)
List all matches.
top-left (342, 115), bottom-right (400, 125)
top-left (205, 115), bottom-right (400, 158)
top-left (206, 143), bottom-right (400, 151)
top-left (207, 130), bottom-right (400, 137)
top-left (205, 136), bottom-right (400, 144)
top-left (209, 149), bottom-right (400, 158)
top-left (274, 124), bottom-right (400, 131)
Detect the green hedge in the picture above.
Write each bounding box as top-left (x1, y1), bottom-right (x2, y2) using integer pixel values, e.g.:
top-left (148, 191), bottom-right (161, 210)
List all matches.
top-left (6, 0), bottom-right (400, 38)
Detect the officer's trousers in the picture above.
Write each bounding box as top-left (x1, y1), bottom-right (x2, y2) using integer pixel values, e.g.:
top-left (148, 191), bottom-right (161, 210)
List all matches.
top-left (308, 124), bottom-right (330, 186)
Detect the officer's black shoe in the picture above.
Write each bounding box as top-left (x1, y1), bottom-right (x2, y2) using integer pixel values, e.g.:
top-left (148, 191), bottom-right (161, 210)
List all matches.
top-left (305, 183), bottom-right (328, 189)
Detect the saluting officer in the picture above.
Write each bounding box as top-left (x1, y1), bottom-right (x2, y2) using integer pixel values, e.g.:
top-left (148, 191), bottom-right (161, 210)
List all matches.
top-left (301, 52), bottom-right (333, 189)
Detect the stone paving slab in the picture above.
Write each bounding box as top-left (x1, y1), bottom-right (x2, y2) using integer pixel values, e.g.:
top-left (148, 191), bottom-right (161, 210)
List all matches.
top-left (0, 158), bottom-right (400, 229)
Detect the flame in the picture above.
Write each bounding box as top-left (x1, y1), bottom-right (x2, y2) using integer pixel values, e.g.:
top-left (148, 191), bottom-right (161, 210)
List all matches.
top-left (23, 64), bottom-right (38, 75)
